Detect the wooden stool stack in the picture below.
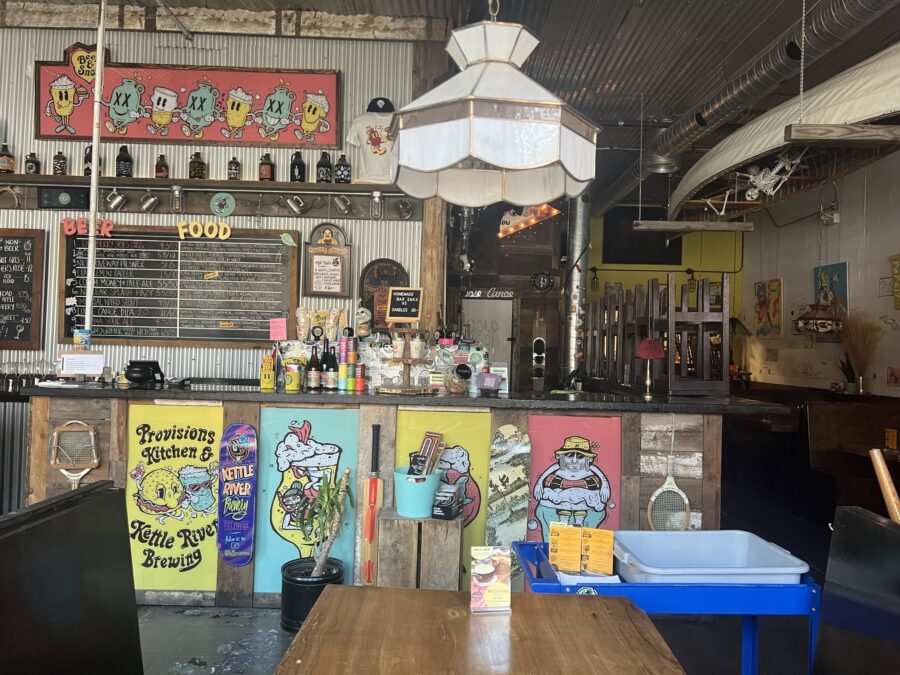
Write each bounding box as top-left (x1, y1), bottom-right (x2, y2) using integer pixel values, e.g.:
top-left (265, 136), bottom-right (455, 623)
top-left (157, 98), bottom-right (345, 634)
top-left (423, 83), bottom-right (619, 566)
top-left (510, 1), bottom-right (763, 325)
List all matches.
top-left (375, 507), bottom-right (463, 590)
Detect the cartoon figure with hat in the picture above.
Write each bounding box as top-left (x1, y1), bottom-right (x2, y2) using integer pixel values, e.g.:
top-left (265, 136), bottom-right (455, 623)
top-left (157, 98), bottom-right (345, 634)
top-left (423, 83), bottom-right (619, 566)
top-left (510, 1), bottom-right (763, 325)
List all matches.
top-left (531, 435), bottom-right (614, 539)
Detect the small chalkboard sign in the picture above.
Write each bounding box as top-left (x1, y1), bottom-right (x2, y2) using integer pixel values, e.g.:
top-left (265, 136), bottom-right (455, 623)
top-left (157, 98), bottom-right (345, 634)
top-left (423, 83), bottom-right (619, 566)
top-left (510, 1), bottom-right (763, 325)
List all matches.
top-left (0, 229), bottom-right (45, 350)
top-left (386, 286), bottom-right (422, 323)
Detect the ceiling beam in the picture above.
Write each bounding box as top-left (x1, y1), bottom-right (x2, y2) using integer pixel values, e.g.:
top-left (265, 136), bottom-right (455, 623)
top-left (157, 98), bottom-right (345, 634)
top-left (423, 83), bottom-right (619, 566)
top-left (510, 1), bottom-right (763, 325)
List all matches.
top-left (632, 221), bottom-right (753, 232)
top-left (784, 123), bottom-right (900, 146)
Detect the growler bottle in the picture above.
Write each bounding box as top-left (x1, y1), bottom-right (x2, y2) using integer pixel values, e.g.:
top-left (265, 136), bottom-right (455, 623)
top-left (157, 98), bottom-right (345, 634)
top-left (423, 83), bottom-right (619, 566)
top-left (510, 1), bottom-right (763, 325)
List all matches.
top-left (315, 152), bottom-right (332, 183)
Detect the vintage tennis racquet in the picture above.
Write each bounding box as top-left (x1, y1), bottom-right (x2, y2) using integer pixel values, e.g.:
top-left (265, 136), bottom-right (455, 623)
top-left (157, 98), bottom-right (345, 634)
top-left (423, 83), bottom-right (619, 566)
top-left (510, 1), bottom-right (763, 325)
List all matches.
top-left (49, 420), bottom-right (100, 491)
top-left (647, 414), bottom-right (690, 531)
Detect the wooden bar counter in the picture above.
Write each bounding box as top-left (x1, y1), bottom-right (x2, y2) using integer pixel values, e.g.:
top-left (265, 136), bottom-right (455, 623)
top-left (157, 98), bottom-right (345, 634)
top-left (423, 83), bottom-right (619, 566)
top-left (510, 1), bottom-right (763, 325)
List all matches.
top-left (22, 382), bottom-right (786, 607)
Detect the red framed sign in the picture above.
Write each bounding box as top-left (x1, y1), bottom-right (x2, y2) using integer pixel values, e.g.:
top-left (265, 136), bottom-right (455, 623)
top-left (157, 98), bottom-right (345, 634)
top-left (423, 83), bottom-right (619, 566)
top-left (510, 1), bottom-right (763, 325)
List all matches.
top-left (36, 44), bottom-right (341, 148)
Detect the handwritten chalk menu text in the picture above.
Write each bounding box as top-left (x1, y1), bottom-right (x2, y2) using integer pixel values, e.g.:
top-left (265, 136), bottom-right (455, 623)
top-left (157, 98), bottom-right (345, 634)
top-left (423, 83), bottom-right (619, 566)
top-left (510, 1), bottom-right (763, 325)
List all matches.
top-left (386, 287), bottom-right (422, 323)
top-left (0, 229), bottom-right (45, 350)
top-left (61, 226), bottom-right (298, 343)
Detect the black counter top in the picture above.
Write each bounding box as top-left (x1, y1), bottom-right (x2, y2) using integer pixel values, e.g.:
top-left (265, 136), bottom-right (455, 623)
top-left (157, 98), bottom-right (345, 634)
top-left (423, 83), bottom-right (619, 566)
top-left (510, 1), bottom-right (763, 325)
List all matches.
top-left (21, 383), bottom-right (789, 415)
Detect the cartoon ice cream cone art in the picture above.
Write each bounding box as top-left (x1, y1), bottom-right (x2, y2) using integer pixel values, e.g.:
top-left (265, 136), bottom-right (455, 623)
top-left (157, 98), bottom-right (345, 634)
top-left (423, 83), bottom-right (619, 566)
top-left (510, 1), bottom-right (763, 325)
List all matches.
top-left (270, 420), bottom-right (342, 556)
top-left (146, 86), bottom-right (179, 136)
top-left (294, 89), bottom-right (331, 143)
top-left (221, 87), bottom-right (254, 140)
top-left (46, 74), bottom-right (87, 134)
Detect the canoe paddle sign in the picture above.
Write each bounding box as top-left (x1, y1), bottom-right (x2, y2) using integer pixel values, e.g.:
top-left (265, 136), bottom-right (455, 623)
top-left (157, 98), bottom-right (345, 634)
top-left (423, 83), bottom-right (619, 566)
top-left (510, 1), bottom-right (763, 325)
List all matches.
top-left (217, 423), bottom-right (258, 566)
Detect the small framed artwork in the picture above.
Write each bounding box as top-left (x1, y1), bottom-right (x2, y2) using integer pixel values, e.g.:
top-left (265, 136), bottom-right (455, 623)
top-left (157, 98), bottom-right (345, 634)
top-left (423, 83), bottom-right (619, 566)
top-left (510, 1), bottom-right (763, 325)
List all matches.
top-left (709, 281), bottom-right (723, 308)
top-left (754, 278), bottom-right (783, 338)
top-left (303, 223), bottom-right (350, 297)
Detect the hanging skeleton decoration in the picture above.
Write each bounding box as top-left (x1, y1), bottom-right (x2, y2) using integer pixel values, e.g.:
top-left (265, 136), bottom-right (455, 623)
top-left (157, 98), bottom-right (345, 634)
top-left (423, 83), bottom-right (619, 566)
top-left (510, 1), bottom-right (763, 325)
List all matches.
top-left (737, 148), bottom-right (807, 201)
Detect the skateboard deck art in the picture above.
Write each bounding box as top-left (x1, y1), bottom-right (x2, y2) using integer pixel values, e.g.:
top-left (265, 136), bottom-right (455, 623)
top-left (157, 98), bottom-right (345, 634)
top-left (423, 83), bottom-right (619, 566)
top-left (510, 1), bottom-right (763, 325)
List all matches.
top-left (486, 424), bottom-right (531, 587)
top-left (217, 423), bottom-right (258, 567)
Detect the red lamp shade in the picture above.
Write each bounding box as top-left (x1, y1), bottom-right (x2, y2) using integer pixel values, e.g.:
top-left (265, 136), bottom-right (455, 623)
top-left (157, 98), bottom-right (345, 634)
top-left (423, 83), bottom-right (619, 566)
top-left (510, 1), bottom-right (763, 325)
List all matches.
top-left (636, 337), bottom-right (665, 360)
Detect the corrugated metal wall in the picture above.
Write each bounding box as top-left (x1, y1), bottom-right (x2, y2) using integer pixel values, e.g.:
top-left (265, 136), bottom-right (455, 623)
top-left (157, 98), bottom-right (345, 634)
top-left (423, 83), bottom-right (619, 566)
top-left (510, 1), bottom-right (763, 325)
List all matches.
top-left (0, 27), bottom-right (419, 379)
top-left (0, 400), bottom-right (29, 514)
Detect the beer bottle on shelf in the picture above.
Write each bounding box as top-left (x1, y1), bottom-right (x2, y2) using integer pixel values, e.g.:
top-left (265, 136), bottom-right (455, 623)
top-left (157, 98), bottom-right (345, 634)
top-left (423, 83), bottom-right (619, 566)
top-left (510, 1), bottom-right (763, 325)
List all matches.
top-left (52, 150), bottom-right (67, 176)
top-left (316, 151), bottom-right (332, 183)
top-left (258, 153), bottom-right (275, 181)
top-left (306, 346), bottom-right (322, 390)
top-left (24, 153), bottom-right (41, 175)
top-left (155, 154), bottom-right (169, 179)
top-left (83, 145), bottom-right (101, 176)
top-left (0, 143), bottom-right (14, 174)
top-left (115, 145), bottom-right (133, 178)
top-left (189, 152), bottom-right (207, 179)
top-left (334, 153), bottom-right (351, 183)
top-left (290, 151), bottom-right (306, 182)
top-left (324, 347), bottom-right (339, 390)
top-left (227, 156), bottom-right (242, 180)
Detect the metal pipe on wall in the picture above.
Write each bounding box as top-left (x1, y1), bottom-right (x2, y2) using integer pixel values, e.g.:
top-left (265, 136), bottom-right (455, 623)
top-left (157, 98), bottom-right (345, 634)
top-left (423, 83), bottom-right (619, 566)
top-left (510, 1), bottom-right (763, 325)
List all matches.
top-left (84, 0), bottom-right (108, 333)
top-left (593, 0), bottom-right (899, 215)
top-left (563, 196), bottom-right (591, 381)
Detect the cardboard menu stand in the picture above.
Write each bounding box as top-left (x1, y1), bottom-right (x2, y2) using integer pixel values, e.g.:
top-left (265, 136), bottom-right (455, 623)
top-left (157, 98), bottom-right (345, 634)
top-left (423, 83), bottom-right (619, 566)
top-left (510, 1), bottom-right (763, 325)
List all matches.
top-left (470, 546), bottom-right (511, 613)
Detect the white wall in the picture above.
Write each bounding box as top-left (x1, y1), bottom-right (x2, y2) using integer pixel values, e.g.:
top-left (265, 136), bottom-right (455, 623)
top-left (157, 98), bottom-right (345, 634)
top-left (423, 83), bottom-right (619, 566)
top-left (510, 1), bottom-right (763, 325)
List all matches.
top-left (740, 151), bottom-right (900, 397)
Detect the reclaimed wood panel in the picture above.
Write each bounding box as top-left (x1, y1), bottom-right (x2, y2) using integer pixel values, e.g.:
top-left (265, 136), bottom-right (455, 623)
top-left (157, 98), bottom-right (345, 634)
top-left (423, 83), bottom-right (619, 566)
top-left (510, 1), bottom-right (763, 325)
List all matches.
top-left (419, 517), bottom-right (463, 590)
top-left (702, 415), bottom-right (723, 530)
top-left (376, 509), bottom-right (417, 588)
top-left (108, 398), bottom-right (128, 487)
top-left (49, 397), bottom-right (112, 420)
top-left (216, 401), bottom-right (260, 608)
top-left (621, 412), bottom-right (641, 476)
top-left (619, 475), bottom-right (641, 530)
top-left (354, 404), bottom-right (397, 584)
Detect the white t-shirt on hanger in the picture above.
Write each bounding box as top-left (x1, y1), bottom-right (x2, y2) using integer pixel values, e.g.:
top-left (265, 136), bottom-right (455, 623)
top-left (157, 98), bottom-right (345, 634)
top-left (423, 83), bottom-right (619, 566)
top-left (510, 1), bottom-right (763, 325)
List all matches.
top-left (346, 112), bottom-right (394, 183)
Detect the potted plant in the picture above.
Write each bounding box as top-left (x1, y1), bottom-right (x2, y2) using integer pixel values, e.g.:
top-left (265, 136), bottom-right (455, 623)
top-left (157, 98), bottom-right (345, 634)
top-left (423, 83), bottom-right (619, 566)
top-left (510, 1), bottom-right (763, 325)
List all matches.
top-left (280, 466), bottom-right (352, 632)
top-left (838, 353), bottom-right (857, 393)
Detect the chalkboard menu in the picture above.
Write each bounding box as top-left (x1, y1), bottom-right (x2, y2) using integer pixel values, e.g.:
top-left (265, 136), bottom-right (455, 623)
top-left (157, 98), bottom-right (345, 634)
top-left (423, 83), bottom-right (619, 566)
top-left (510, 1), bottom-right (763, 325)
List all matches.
top-left (0, 229), bottom-right (45, 350)
top-left (386, 287), bottom-right (422, 323)
top-left (60, 227), bottom-right (298, 344)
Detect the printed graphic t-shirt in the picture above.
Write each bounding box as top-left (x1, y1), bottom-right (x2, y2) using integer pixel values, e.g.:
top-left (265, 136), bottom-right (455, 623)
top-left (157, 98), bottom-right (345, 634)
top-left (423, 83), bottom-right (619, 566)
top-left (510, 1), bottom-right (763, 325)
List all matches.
top-left (346, 112), bottom-right (394, 183)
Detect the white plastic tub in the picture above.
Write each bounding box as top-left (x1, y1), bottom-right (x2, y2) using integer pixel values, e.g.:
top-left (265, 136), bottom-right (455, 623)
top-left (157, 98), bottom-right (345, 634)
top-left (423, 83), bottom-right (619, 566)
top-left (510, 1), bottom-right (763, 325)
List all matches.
top-left (614, 530), bottom-right (809, 585)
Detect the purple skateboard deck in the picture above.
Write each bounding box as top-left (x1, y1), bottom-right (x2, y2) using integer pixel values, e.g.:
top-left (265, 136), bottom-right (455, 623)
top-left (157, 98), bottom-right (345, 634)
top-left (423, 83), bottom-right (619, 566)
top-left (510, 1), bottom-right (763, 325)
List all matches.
top-left (217, 423), bottom-right (258, 567)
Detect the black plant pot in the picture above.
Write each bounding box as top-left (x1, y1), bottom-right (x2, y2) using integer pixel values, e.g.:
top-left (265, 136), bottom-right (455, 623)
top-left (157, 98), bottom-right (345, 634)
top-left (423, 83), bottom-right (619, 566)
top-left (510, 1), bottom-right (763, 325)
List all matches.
top-left (280, 557), bottom-right (344, 632)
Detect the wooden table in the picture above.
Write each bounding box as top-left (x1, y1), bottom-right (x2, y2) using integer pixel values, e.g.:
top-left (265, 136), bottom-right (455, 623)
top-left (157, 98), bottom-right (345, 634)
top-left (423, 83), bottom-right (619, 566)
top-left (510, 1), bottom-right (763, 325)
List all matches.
top-left (276, 585), bottom-right (683, 674)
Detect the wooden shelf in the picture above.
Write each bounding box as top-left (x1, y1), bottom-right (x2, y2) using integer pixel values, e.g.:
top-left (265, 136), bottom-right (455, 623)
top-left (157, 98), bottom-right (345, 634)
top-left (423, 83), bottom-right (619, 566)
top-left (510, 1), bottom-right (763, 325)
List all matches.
top-left (0, 173), bottom-right (406, 195)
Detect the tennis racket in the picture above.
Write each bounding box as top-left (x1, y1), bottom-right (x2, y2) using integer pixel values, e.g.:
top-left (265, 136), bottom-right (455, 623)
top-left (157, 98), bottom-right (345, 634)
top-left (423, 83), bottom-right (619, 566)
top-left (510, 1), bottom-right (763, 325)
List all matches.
top-left (647, 414), bottom-right (690, 531)
top-left (49, 420), bottom-right (100, 491)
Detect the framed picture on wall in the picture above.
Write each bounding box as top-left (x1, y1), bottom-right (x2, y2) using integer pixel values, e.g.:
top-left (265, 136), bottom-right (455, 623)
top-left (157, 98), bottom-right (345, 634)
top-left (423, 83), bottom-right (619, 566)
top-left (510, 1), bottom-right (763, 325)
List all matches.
top-left (754, 278), bottom-right (783, 338)
top-left (709, 281), bottom-right (723, 308)
top-left (303, 223), bottom-right (350, 297)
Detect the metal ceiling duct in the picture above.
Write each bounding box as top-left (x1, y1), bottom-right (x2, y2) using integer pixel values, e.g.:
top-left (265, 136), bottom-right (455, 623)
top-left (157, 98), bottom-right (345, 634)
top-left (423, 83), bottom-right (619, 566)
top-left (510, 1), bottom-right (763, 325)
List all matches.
top-left (593, 0), bottom-right (900, 215)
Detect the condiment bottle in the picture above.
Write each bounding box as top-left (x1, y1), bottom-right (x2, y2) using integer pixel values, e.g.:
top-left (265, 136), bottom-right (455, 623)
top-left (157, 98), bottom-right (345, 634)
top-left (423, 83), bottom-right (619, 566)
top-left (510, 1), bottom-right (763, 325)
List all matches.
top-left (52, 150), bottom-right (68, 176)
top-left (259, 353), bottom-right (275, 391)
top-left (227, 156), bottom-right (242, 180)
top-left (155, 154), bottom-right (169, 178)
top-left (258, 153), bottom-right (275, 181)
top-left (0, 143), bottom-right (14, 174)
top-left (334, 153), bottom-right (351, 183)
top-left (316, 151), bottom-right (332, 183)
top-left (306, 346), bottom-right (321, 389)
top-left (290, 151), bottom-right (306, 182)
top-left (115, 145), bottom-right (133, 178)
top-left (24, 152), bottom-right (41, 175)
top-left (188, 152), bottom-right (207, 179)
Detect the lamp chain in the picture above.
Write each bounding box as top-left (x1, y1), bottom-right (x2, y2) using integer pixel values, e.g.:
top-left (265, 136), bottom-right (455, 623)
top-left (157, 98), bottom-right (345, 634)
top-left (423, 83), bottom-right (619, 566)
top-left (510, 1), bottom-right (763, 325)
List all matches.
top-left (799, 0), bottom-right (807, 123)
top-left (488, 0), bottom-right (500, 22)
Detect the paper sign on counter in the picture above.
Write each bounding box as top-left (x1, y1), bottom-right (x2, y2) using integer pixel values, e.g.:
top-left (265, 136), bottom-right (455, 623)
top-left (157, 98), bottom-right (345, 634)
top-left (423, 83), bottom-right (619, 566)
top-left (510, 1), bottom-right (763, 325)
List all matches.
top-left (58, 351), bottom-right (105, 376)
top-left (548, 521), bottom-right (583, 573)
top-left (269, 317), bottom-right (287, 341)
top-left (581, 527), bottom-right (614, 575)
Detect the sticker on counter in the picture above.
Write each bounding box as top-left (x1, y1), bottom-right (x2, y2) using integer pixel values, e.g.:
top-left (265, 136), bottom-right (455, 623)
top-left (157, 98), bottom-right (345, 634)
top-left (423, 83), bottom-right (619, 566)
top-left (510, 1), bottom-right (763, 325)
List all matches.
top-left (204, 271), bottom-right (219, 280)
top-left (219, 321), bottom-right (235, 329)
top-left (218, 423), bottom-right (258, 567)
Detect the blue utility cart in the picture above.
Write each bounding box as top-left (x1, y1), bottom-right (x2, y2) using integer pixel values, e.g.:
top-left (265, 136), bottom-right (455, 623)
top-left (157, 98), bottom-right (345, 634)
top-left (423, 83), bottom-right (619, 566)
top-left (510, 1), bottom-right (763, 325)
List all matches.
top-left (513, 541), bottom-right (821, 675)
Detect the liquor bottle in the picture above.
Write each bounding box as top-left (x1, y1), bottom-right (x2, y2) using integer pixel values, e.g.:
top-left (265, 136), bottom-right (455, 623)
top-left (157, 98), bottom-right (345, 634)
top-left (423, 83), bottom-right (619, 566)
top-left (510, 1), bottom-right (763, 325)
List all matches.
top-left (52, 150), bottom-right (67, 176)
top-left (324, 347), bottom-right (338, 390)
top-left (24, 152), bottom-right (41, 175)
top-left (334, 153), bottom-right (351, 183)
top-left (188, 152), bottom-right (207, 179)
top-left (316, 151), bottom-right (332, 183)
top-left (227, 156), bottom-right (241, 180)
top-left (0, 143), bottom-right (14, 174)
top-left (258, 153), bottom-right (275, 181)
top-left (83, 145), bottom-right (101, 176)
top-left (115, 145), bottom-right (133, 178)
top-left (306, 346), bottom-right (322, 390)
top-left (154, 154), bottom-right (169, 179)
top-left (289, 151), bottom-right (306, 182)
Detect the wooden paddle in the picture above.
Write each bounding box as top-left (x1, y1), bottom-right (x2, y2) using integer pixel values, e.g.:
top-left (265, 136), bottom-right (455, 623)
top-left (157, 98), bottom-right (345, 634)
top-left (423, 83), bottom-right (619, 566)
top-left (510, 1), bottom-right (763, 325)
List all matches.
top-left (870, 449), bottom-right (900, 524)
top-left (360, 424), bottom-right (384, 585)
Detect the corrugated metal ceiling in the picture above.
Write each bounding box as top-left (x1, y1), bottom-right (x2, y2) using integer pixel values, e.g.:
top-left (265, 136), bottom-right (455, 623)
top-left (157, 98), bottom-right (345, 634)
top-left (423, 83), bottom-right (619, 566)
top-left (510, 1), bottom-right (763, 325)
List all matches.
top-left (26, 1), bottom-right (900, 200)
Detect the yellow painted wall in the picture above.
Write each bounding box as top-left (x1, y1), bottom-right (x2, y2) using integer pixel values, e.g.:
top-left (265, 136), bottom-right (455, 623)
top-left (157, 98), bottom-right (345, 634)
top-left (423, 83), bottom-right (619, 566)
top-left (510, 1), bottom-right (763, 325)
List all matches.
top-left (587, 216), bottom-right (744, 317)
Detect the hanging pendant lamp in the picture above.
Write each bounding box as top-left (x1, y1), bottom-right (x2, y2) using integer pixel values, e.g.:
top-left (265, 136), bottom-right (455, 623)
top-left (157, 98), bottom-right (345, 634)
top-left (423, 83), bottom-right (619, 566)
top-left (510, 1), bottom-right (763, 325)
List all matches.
top-left (389, 6), bottom-right (600, 208)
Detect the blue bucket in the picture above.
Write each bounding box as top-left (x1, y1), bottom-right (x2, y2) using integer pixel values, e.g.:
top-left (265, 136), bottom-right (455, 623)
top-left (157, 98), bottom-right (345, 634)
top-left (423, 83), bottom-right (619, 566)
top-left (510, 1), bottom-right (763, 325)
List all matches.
top-left (393, 467), bottom-right (440, 518)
